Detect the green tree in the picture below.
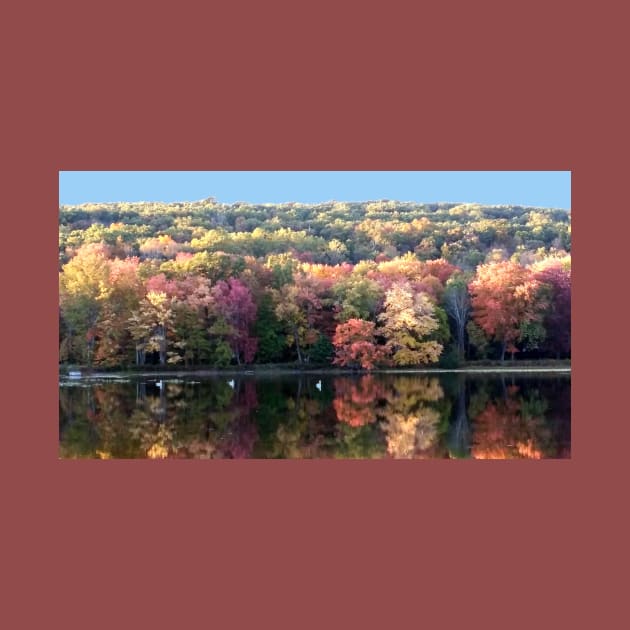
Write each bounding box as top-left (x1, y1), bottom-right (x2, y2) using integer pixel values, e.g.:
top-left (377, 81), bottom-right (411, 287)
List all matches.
top-left (333, 276), bottom-right (383, 322)
top-left (253, 292), bottom-right (286, 363)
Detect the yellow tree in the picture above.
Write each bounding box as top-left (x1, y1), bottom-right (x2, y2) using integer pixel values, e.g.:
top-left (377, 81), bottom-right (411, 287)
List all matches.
top-left (274, 277), bottom-right (322, 364)
top-left (128, 291), bottom-right (175, 365)
top-left (377, 282), bottom-right (443, 365)
top-left (94, 257), bottom-right (144, 366)
top-left (59, 243), bottom-right (111, 365)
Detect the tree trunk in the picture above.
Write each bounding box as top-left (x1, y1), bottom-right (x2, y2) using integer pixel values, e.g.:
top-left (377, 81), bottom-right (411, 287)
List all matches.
top-left (136, 381), bottom-right (146, 406)
top-left (447, 376), bottom-right (470, 458)
top-left (293, 328), bottom-right (303, 364)
top-left (501, 339), bottom-right (507, 362)
top-left (457, 323), bottom-right (465, 360)
top-left (86, 336), bottom-right (95, 367)
top-left (136, 346), bottom-right (145, 366)
top-left (159, 325), bottom-right (166, 365)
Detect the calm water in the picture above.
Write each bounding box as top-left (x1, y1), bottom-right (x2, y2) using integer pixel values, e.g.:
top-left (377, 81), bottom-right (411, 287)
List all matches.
top-left (59, 372), bottom-right (571, 459)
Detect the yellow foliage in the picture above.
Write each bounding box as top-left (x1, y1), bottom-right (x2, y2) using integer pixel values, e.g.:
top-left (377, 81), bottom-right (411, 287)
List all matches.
top-left (147, 443), bottom-right (169, 459)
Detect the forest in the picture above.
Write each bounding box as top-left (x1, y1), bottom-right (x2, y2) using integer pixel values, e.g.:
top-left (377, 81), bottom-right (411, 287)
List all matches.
top-left (59, 198), bottom-right (571, 369)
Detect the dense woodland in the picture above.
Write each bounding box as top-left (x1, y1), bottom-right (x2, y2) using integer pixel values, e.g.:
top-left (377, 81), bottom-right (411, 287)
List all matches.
top-left (59, 198), bottom-right (571, 369)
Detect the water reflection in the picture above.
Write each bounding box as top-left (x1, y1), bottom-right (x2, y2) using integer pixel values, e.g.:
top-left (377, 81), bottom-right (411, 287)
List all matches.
top-left (59, 373), bottom-right (570, 459)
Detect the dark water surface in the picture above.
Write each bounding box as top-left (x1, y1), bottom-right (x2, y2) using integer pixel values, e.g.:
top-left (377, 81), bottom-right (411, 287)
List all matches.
top-left (59, 372), bottom-right (571, 459)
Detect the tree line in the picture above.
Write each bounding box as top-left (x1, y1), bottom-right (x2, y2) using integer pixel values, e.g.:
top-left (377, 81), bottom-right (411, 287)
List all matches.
top-left (59, 199), bottom-right (571, 368)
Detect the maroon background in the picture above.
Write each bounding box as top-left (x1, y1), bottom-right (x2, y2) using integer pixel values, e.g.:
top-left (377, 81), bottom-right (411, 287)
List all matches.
top-left (4, 1), bottom-right (623, 628)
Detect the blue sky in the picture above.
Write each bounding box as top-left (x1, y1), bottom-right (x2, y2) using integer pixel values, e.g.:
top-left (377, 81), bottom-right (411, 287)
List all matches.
top-left (59, 171), bottom-right (571, 209)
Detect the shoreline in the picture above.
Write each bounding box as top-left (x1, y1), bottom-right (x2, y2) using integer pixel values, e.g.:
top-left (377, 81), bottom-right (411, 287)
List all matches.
top-left (60, 363), bottom-right (571, 379)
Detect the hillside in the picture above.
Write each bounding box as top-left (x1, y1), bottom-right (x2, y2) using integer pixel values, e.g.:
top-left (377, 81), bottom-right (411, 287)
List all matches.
top-left (59, 199), bottom-right (571, 369)
top-left (59, 199), bottom-right (570, 268)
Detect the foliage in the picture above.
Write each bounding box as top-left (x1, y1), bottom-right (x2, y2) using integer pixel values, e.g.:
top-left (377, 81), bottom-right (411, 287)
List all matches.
top-left (309, 334), bottom-right (335, 365)
top-left (253, 292), bottom-right (286, 363)
top-left (443, 273), bottom-right (471, 359)
top-left (377, 282), bottom-right (443, 366)
top-left (332, 319), bottom-right (387, 370)
top-left (468, 261), bottom-right (548, 360)
top-left (531, 258), bottom-right (571, 356)
top-left (59, 201), bottom-right (570, 367)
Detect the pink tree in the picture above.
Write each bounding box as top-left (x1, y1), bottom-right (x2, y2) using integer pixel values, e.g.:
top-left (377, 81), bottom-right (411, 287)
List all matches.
top-left (469, 261), bottom-right (547, 361)
top-left (211, 278), bottom-right (258, 364)
top-left (532, 258), bottom-right (571, 356)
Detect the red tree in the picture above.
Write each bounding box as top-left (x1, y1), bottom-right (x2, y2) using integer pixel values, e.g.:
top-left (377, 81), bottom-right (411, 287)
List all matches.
top-left (332, 319), bottom-right (387, 370)
top-left (468, 261), bottom-right (546, 360)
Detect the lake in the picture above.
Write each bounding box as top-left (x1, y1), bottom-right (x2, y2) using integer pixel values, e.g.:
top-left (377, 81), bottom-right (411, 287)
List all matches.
top-left (59, 371), bottom-right (571, 459)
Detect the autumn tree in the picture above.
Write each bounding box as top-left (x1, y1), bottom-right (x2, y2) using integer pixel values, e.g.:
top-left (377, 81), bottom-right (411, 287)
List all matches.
top-left (128, 290), bottom-right (176, 365)
top-left (332, 319), bottom-right (387, 370)
top-left (94, 257), bottom-right (144, 366)
top-left (59, 243), bottom-right (112, 365)
top-left (377, 282), bottom-right (443, 366)
top-left (443, 273), bottom-right (471, 360)
top-left (210, 278), bottom-right (258, 364)
top-left (532, 257), bottom-right (571, 357)
top-left (468, 261), bottom-right (547, 361)
top-left (274, 275), bottom-right (322, 364)
top-left (333, 276), bottom-right (383, 322)
top-left (139, 234), bottom-right (181, 259)
top-left (265, 252), bottom-right (301, 289)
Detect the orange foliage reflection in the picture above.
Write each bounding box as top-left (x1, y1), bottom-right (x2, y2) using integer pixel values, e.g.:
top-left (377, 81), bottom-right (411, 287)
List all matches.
top-left (471, 390), bottom-right (551, 459)
top-left (333, 376), bottom-right (385, 427)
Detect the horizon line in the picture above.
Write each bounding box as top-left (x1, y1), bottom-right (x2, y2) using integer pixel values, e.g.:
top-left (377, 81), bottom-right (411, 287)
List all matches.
top-left (59, 197), bottom-right (571, 210)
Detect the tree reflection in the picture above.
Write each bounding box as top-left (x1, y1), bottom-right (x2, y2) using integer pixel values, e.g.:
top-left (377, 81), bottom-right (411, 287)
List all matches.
top-left (332, 375), bottom-right (447, 459)
top-left (59, 374), bottom-right (570, 459)
top-left (333, 376), bottom-right (385, 427)
top-left (333, 375), bottom-right (444, 458)
top-left (267, 381), bottom-right (332, 458)
top-left (470, 384), bottom-right (554, 459)
top-left (447, 376), bottom-right (471, 459)
top-left (59, 377), bottom-right (259, 459)
top-left (377, 377), bottom-right (445, 458)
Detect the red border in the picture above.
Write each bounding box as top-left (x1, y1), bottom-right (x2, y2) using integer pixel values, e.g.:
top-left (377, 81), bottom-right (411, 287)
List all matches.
top-left (5, 1), bottom-right (619, 627)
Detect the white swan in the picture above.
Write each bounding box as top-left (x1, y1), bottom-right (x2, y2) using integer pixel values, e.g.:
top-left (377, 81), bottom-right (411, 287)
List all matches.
top-left (315, 380), bottom-right (322, 391)
top-left (228, 379), bottom-right (235, 389)
top-left (156, 380), bottom-right (163, 389)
